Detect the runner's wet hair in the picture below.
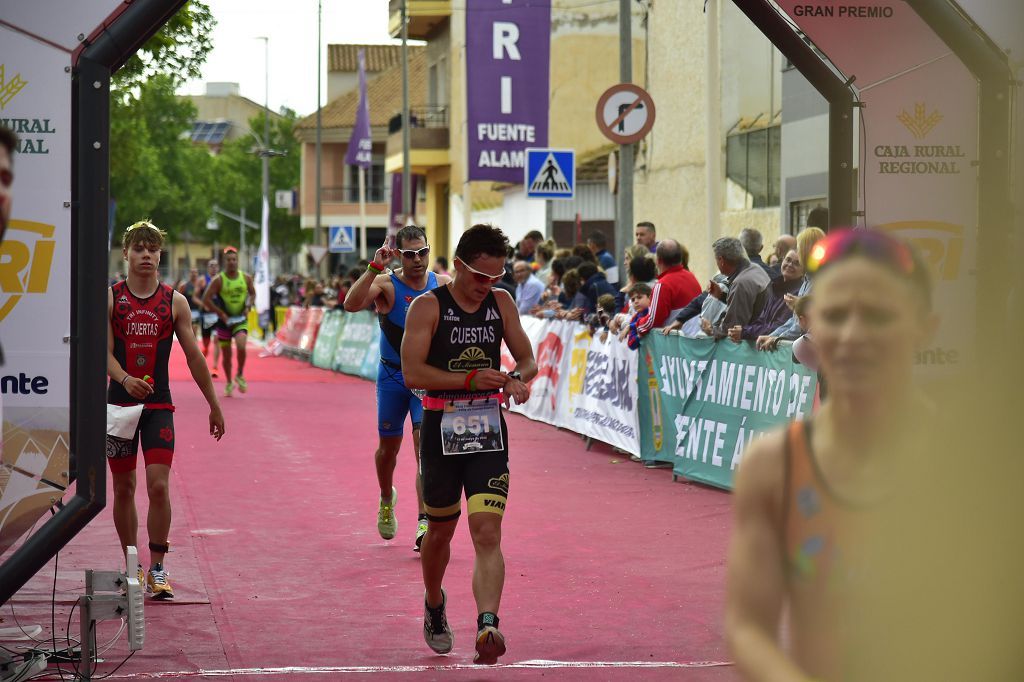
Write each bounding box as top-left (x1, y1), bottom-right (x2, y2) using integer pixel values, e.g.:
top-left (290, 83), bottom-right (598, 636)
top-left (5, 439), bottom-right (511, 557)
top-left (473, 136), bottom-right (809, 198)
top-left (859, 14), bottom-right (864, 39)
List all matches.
top-left (123, 219), bottom-right (166, 250)
top-left (396, 224), bottom-right (427, 248)
top-left (455, 224), bottom-right (509, 265)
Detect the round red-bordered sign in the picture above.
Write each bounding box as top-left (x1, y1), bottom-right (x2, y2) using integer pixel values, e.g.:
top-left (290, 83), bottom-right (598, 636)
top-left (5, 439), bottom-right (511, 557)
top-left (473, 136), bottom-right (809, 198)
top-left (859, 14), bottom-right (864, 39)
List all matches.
top-left (595, 83), bottom-right (656, 145)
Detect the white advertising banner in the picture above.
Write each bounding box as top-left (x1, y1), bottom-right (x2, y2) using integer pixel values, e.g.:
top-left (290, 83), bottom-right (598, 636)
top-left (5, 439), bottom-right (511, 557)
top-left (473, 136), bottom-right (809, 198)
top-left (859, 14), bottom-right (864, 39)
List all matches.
top-left (501, 318), bottom-right (640, 455)
top-left (0, 26), bottom-right (72, 553)
top-left (775, 0), bottom-right (980, 374)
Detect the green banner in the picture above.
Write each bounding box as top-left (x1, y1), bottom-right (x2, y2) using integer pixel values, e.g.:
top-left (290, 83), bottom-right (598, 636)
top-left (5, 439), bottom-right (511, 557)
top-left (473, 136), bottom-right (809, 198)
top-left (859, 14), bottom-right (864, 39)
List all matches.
top-left (359, 332), bottom-right (381, 381)
top-left (311, 310), bottom-right (345, 369)
top-left (333, 310), bottom-right (378, 376)
top-left (637, 335), bottom-right (817, 490)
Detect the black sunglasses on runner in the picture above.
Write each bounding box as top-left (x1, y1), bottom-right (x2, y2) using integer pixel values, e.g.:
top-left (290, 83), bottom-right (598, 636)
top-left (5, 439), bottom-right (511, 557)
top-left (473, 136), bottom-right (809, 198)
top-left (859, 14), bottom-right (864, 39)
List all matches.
top-left (398, 246), bottom-right (430, 259)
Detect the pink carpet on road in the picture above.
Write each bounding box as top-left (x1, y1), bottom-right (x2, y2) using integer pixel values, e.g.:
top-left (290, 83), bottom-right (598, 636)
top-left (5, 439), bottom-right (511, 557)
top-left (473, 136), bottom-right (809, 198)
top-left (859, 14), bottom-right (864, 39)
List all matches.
top-left (4, 342), bottom-right (736, 680)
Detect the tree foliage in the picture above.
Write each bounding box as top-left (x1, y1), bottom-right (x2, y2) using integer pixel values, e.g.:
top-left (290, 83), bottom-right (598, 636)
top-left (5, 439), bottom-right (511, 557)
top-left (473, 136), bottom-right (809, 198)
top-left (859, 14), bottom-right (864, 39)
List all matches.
top-left (113, 1), bottom-right (215, 91)
top-left (109, 0), bottom-right (307, 271)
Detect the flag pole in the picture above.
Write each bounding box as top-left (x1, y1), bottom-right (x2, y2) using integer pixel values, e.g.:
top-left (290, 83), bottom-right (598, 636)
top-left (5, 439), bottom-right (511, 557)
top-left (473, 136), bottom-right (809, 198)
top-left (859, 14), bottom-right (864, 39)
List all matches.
top-left (359, 166), bottom-right (367, 260)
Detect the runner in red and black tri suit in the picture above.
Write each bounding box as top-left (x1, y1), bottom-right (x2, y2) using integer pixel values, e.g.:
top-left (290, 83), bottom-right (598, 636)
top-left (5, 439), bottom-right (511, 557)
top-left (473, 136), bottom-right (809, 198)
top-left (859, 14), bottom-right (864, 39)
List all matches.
top-left (107, 221), bottom-right (225, 600)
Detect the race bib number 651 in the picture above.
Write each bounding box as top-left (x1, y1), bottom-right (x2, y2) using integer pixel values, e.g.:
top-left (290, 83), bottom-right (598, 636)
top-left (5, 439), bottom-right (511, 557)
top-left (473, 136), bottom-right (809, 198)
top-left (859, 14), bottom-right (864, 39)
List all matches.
top-left (440, 398), bottom-right (503, 456)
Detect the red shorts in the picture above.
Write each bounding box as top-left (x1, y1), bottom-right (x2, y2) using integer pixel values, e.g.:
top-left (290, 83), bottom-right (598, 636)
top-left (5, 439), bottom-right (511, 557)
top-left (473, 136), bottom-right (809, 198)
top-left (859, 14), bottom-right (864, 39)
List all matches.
top-left (106, 408), bottom-right (175, 474)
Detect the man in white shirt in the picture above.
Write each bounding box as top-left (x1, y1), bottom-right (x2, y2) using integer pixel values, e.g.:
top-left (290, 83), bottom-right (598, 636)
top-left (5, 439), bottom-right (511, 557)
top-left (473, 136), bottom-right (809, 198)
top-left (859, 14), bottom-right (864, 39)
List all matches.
top-left (512, 261), bottom-right (545, 314)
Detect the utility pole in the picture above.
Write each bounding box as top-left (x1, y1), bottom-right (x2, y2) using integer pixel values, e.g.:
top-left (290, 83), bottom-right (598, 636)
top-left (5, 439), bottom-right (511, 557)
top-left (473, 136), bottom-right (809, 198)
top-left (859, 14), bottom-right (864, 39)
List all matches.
top-left (260, 36), bottom-right (270, 274)
top-left (618, 0), bottom-right (634, 257)
top-left (401, 0), bottom-right (412, 220)
top-left (316, 0), bottom-right (325, 276)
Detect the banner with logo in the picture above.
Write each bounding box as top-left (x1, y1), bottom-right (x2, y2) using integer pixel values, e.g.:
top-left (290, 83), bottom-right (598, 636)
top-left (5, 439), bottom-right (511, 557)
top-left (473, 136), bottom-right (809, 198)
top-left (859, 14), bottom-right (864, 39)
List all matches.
top-left (773, 1), bottom-right (979, 375)
top-left (0, 26), bottom-right (72, 555)
top-left (637, 335), bottom-right (817, 490)
top-left (311, 310), bottom-right (344, 369)
top-left (332, 310), bottom-right (377, 376)
top-left (501, 318), bottom-right (640, 455)
top-left (466, 0), bottom-right (550, 182)
top-left (560, 325), bottom-right (639, 454)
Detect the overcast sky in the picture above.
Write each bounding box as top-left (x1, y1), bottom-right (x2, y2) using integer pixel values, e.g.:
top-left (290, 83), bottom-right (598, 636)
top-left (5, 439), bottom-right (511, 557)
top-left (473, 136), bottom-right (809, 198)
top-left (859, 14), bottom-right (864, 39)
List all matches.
top-left (178, 1), bottom-right (398, 116)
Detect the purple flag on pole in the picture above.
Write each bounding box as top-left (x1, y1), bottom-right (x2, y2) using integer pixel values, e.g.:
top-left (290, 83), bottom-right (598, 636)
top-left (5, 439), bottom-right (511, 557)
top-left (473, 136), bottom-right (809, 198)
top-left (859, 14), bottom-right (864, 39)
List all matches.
top-left (388, 173), bottom-right (420, 235)
top-left (345, 49), bottom-right (372, 168)
top-left (466, 0), bottom-right (551, 183)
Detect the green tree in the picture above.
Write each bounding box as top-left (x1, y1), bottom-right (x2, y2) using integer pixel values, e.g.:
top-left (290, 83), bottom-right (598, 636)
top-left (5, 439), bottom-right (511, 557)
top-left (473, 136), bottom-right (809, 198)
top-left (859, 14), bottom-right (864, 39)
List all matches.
top-left (209, 110), bottom-right (308, 258)
top-left (110, 2), bottom-right (218, 249)
top-left (114, 1), bottom-right (215, 91)
top-left (109, 74), bottom-right (215, 242)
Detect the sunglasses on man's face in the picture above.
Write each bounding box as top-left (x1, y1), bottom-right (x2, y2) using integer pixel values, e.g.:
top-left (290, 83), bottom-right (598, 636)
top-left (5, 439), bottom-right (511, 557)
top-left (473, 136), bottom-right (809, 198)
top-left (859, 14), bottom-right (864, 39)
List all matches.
top-left (398, 246), bottom-right (430, 260)
top-left (457, 257), bottom-right (504, 284)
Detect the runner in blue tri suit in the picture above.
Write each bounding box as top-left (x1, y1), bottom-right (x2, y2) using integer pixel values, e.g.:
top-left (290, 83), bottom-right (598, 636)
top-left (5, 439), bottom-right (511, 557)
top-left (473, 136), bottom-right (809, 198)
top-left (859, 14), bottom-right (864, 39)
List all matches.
top-left (344, 225), bottom-right (451, 551)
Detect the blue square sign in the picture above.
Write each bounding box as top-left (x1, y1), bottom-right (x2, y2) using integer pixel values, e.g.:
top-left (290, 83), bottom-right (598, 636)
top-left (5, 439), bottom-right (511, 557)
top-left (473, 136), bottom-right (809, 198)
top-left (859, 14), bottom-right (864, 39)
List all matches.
top-left (329, 225), bottom-right (356, 253)
top-left (525, 148), bottom-right (575, 200)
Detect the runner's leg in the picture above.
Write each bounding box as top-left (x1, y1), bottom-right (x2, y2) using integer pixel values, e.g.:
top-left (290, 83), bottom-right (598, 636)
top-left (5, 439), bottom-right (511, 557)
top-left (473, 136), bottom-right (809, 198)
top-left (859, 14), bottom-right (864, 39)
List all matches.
top-left (220, 336), bottom-right (233, 385)
top-left (111, 470), bottom-right (138, 554)
top-left (234, 331), bottom-right (247, 377)
top-left (412, 427), bottom-right (424, 514)
top-left (468, 512), bottom-right (504, 615)
top-left (422, 518), bottom-right (458, 608)
top-left (145, 464), bottom-right (172, 567)
top-left (375, 435), bottom-right (404, 500)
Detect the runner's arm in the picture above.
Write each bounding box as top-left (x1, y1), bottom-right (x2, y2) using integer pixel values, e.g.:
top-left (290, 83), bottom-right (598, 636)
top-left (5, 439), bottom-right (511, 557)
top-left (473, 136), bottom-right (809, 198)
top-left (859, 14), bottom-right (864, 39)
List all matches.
top-left (494, 289), bottom-right (536, 382)
top-left (343, 270), bottom-right (390, 312)
top-left (245, 274), bottom-right (256, 313)
top-left (201, 276), bottom-right (227, 318)
top-left (172, 291), bottom-right (224, 439)
top-left (725, 432), bottom-right (808, 681)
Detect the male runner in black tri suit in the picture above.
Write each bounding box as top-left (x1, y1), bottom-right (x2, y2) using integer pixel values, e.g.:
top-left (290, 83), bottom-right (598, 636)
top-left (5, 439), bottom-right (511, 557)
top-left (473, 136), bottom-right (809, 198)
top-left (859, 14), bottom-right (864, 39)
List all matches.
top-left (107, 221), bottom-right (225, 599)
top-left (402, 224), bottom-right (536, 664)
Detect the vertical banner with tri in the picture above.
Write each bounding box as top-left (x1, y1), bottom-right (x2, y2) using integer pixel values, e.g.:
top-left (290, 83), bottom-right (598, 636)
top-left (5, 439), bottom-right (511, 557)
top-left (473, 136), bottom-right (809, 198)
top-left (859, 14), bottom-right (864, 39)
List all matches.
top-left (466, 0), bottom-right (551, 183)
top-left (0, 26), bottom-right (71, 554)
top-left (774, 1), bottom-right (980, 375)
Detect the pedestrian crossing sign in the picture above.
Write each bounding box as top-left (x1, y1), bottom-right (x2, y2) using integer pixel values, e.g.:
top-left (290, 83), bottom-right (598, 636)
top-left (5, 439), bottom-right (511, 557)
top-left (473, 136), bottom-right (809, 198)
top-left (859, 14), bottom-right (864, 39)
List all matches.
top-left (525, 148), bottom-right (575, 200)
top-left (329, 225), bottom-right (356, 253)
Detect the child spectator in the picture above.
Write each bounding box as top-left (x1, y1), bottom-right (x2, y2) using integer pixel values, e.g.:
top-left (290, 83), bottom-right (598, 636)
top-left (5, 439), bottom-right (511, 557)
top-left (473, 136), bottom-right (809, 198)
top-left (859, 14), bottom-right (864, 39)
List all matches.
top-left (621, 282), bottom-right (653, 350)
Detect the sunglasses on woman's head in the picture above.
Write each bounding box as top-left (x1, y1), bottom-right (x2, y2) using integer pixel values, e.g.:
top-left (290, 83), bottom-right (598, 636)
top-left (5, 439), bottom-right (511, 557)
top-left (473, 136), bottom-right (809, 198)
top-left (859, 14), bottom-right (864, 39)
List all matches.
top-left (456, 257), bottom-right (504, 284)
top-left (805, 229), bottom-right (914, 276)
top-left (398, 246), bottom-right (430, 260)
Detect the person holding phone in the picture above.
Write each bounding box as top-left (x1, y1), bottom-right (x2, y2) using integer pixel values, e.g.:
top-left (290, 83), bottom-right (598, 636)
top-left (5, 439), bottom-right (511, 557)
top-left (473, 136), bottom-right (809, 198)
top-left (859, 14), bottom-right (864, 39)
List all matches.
top-left (107, 221), bottom-right (225, 599)
top-left (202, 246), bottom-right (255, 397)
top-left (344, 226), bottom-right (451, 551)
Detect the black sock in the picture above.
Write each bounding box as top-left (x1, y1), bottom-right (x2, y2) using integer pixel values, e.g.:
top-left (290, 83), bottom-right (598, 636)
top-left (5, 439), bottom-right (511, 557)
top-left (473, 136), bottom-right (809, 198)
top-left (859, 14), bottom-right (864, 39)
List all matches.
top-left (418, 513), bottom-right (428, 521)
top-left (477, 612), bottom-right (499, 629)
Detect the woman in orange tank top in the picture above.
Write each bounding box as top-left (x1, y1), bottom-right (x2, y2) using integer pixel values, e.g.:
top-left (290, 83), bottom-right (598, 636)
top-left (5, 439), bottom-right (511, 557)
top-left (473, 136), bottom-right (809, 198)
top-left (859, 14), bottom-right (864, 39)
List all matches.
top-left (725, 229), bottom-right (936, 681)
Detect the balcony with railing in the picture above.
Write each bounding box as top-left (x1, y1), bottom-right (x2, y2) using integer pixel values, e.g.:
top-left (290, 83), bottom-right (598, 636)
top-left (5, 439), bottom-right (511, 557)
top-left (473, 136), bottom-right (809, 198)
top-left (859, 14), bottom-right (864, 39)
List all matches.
top-left (320, 185), bottom-right (388, 204)
top-left (385, 105), bottom-right (450, 173)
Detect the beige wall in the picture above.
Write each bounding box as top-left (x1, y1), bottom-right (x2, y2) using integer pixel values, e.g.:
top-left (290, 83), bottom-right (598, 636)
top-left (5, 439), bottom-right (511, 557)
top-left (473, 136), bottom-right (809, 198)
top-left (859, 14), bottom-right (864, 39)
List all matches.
top-left (633, 0), bottom-right (781, 282)
top-left (189, 95), bottom-right (275, 141)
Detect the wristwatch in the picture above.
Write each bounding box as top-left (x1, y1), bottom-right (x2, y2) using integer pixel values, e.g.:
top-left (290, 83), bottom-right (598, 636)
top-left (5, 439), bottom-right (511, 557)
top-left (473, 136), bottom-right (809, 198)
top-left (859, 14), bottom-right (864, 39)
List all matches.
top-left (507, 371), bottom-right (522, 382)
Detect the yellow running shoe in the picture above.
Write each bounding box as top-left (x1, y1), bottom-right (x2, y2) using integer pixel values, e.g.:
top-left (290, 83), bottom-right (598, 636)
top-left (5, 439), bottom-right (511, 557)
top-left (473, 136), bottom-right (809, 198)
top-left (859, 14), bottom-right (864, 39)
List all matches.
top-left (414, 518), bottom-right (428, 552)
top-left (474, 625), bottom-right (506, 665)
top-left (146, 563), bottom-right (174, 600)
top-left (236, 376), bottom-right (248, 393)
top-left (224, 381), bottom-right (234, 397)
top-left (377, 487), bottom-right (397, 539)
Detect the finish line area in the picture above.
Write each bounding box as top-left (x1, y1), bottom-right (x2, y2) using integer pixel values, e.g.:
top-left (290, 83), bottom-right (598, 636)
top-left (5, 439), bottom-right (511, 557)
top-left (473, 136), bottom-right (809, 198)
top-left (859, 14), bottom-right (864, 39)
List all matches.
top-left (3, 343), bottom-right (735, 680)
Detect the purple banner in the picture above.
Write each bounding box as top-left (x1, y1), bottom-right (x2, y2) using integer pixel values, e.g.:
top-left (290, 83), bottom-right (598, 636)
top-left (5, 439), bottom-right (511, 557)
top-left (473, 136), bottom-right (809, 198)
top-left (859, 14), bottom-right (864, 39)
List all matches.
top-left (466, 0), bottom-right (551, 183)
top-left (345, 49), bottom-right (372, 168)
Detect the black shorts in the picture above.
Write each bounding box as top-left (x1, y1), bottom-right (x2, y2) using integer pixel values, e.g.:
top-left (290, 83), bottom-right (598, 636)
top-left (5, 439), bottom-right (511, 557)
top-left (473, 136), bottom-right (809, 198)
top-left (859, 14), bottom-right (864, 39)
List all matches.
top-left (420, 409), bottom-right (509, 522)
top-left (106, 408), bottom-right (175, 474)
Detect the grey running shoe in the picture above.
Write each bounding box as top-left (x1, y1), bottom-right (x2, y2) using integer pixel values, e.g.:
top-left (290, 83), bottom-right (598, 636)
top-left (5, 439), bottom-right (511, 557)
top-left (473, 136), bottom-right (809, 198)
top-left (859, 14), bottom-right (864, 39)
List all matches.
top-left (377, 487), bottom-right (397, 539)
top-left (423, 589), bottom-right (454, 654)
top-left (474, 624), bottom-right (506, 665)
